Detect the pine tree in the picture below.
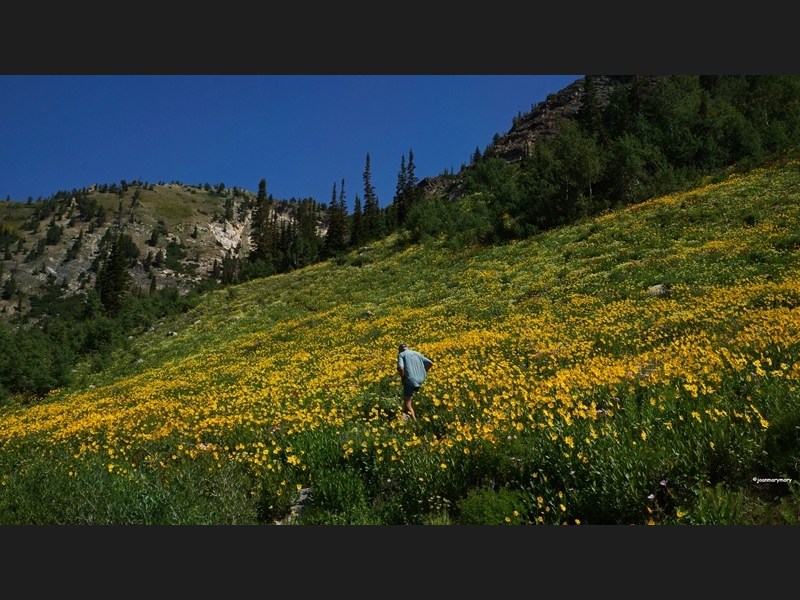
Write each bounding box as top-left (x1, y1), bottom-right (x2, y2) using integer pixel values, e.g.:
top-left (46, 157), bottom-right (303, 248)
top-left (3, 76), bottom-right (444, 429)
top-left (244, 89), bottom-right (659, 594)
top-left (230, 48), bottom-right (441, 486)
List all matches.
top-left (294, 198), bottom-right (319, 268)
top-left (393, 153), bottom-right (408, 226)
top-left (96, 231), bottom-right (130, 317)
top-left (351, 194), bottom-right (364, 248)
top-left (406, 148), bottom-right (418, 190)
top-left (278, 221), bottom-right (290, 272)
top-left (578, 74), bottom-right (605, 143)
top-left (324, 181), bottom-right (347, 257)
top-left (250, 178), bottom-right (275, 269)
top-left (472, 146), bottom-right (482, 164)
top-left (221, 251), bottom-right (240, 285)
top-left (339, 178), bottom-right (349, 246)
top-left (396, 154), bottom-right (407, 200)
top-left (362, 153), bottom-right (382, 241)
top-left (405, 149), bottom-right (419, 204)
top-left (269, 210), bottom-right (280, 264)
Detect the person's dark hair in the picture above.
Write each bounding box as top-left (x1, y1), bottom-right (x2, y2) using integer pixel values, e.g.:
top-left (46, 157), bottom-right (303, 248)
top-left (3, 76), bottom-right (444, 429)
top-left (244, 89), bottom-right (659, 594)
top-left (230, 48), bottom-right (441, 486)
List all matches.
top-left (398, 343), bottom-right (408, 352)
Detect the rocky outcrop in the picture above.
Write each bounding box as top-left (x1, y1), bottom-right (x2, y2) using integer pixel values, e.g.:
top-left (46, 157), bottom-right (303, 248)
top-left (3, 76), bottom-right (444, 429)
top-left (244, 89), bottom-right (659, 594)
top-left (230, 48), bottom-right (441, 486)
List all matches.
top-left (491, 75), bottom-right (620, 163)
top-left (418, 75), bottom-right (629, 200)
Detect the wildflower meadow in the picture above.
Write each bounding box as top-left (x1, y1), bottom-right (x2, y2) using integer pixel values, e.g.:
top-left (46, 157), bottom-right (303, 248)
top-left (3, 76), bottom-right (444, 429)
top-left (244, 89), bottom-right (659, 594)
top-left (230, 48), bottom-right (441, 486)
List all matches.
top-left (2, 161), bottom-right (800, 524)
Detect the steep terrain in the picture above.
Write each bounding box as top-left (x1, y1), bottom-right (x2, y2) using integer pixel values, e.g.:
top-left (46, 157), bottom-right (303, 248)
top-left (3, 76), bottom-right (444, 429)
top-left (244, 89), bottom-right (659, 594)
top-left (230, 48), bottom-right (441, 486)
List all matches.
top-left (418, 75), bottom-right (624, 199)
top-left (1, 160), bottom-right (799, 524)
top-left (0, 183), bottom-right (319, 318)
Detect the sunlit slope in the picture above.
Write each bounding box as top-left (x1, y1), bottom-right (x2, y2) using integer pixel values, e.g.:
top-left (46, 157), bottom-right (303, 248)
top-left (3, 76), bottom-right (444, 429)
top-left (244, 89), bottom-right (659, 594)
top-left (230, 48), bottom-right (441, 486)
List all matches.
top-left (3, 161), bottom-right (800, 523)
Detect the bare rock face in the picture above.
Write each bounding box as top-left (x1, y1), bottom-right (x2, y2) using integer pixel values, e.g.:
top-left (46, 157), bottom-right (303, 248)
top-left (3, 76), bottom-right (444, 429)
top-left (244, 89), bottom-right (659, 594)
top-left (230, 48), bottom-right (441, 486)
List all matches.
top-left (418, 175), bottom-right (463, 199)
top-left (209, 213), bottom-right (250, 254)
top-left (418, 75), bottom-right (630, 200)
top-left (491, 76), bottom-right (619, 163)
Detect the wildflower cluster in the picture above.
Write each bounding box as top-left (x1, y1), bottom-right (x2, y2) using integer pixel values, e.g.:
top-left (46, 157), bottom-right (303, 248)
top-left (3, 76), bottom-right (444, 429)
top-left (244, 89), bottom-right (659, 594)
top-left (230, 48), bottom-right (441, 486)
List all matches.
top-left (2, 161), bottom-right (800, 523)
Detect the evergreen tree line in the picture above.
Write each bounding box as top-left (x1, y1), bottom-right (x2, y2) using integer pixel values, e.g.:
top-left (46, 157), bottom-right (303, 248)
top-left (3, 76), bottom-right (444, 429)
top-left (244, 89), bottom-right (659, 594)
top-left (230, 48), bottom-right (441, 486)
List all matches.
top-left (245, 178), bottom-right (324, 280)
top-left (0, 225), bottom-right (212, 401)
top-left (0, 279), bottom-right (210, 402)
top-left (405, 75), bottom-right (800, 244)
top-left (317, 150), bottom-right (421, 255)
top-left (2, 182), bottom-right (256, 401)
top-left (242, 150), bottom-right (417, 282)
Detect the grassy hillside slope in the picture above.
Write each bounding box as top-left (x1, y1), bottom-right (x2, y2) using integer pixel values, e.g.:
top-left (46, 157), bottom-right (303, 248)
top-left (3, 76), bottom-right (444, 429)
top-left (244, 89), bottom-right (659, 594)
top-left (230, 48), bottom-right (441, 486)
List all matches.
top-left (2, 161), bottom-right (800, 524)
top-left (0, 182), bottom-right (267, 318)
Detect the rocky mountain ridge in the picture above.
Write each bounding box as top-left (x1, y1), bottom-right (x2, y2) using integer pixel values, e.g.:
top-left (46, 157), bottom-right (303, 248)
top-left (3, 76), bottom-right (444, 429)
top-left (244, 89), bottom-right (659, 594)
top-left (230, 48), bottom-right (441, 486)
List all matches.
top-left (417, 75), bottom-right (627, 199)
top-left (0, 184), bottom-right (311, 319)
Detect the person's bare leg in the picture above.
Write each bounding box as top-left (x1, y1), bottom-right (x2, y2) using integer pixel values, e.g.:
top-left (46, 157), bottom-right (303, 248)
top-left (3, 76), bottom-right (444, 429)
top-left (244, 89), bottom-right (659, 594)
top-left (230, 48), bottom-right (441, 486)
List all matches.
top-left (403, 395), bottom-right (416, 421)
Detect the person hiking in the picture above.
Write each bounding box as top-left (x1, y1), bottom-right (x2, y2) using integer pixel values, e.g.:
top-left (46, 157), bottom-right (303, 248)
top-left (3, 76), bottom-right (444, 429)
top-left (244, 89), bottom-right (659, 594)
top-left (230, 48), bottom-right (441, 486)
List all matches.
top-left (397, 343), bottom-right (433, 421)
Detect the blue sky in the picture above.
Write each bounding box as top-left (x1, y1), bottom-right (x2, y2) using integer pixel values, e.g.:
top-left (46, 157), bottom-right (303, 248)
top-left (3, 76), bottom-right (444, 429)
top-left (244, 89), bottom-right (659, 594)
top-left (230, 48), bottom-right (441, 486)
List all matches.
top-left (0, 75), bottom-right (580, 210)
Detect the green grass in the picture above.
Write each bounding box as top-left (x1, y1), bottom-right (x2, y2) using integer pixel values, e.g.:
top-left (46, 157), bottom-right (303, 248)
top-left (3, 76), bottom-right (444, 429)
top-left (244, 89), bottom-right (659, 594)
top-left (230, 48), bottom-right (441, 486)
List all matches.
top-left (2, 162), bottom-right (800, 524)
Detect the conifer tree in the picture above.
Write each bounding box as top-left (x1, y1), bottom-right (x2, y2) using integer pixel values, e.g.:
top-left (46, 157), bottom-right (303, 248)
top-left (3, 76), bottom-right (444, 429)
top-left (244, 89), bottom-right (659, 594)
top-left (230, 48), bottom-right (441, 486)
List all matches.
top-left (362, 153), bottom-right (382, 241)
top-left (472, 146), bottom-right (482, 164)
top-left (578, 74), bottom-right (606, 145)
top-left (405, 148), bottom-right (420, 210)
top-left (222, 251), bottom-right (239, 285)
top-left (351, 194), bottom-right (364, 248)
top-left (406, 148), bottom-right (418, 191)
top-left (294, 198), bottom-right (319, 267)
top-left (269, 210), bottom-right (280, 265)
top-left (250, 178), bottom-right (275, 270)
top-left (393, 153), bottom-right (408, 226)
top-left (396, 154), bottom-right (407, 200)
top-left (339, 178), bottom-right (349, 245)
top-left (278, 221), bottom-right (290, 271)
top-left (324, 181), bottom-right (346, 257)
top-left (96, 231), bottom-right (130, 317)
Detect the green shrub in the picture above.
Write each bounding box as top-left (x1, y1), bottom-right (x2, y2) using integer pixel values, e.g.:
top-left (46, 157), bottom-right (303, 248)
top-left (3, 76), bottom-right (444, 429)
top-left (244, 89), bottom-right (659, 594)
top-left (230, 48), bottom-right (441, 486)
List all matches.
top-left (457, 487), bottom-right (527, 525)
top-left (298, 469), bottom-right (374, 524)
